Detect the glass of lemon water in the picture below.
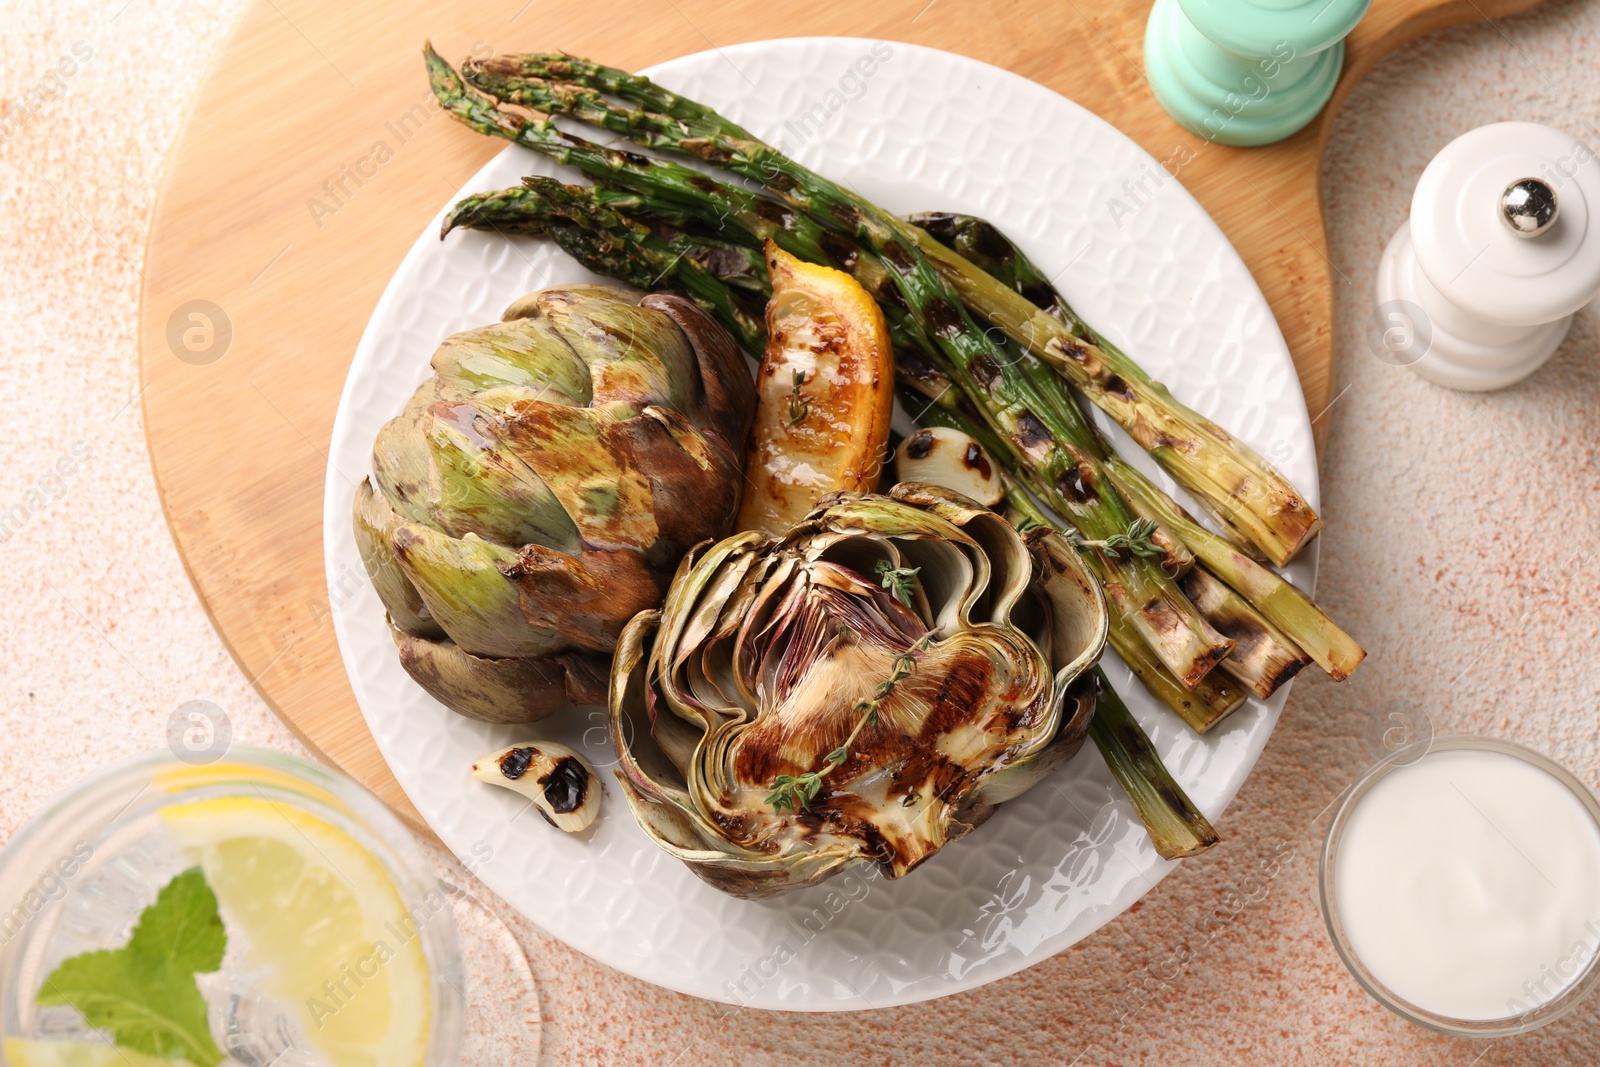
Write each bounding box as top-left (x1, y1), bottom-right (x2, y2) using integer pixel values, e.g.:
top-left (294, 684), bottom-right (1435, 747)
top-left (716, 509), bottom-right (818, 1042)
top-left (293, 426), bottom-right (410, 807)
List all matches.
top-left (0, 748), bottom-right (463, 1067)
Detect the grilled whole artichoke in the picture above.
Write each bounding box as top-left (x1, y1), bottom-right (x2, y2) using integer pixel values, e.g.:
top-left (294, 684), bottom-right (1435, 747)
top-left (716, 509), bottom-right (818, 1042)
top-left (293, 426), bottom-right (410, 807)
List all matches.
top-left (608, 483), bottom-right (1109, 899)
top-left (355, 285), bottom-right (756, 723)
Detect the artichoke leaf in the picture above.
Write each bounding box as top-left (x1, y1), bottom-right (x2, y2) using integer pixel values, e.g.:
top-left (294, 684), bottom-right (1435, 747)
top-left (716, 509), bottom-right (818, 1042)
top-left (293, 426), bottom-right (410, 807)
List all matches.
top-left (501, 541), bottom-right (662, 653)
top-left (430, 317), bottom-right (593, 406)
top-left (422, 399), bottom-right (581, 552)
top-left (656, 534), bottom-right (766, 718)
top-left (371, 391), bottom-right (444, 528)
top-left (613, 775), bottom-right (857, 898)
top-left (611, 613), bottom-right (735, 830)
top-left (1024, 526), bottom-right (1112, 691)
top-left (497, 397), bottom-right (660, 551)
top-left (352, 478), bottom-right (441, 638)
top-left (684, 552), bottom-right (777, 719)
top-left (390, 623), bottom-right (608, 722)
top-left (640, 292), bottom-right (759, 457)
top-left (889, 482), bottom-right (1034, 627)
top-left (610, 405), bottom-right (745, 570)
top-left (524, 284), bottom-right (698, 411)
top-left (973, 675), bottom-right (1098, 806)
top-left (389, 522), bottom-right (566, 658)
top-left (609, 611), bottom-right (689, 797)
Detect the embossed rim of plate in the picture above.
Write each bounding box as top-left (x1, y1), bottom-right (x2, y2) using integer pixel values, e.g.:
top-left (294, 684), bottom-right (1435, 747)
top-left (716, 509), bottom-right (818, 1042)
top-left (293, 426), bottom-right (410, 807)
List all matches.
top-left (323, 37), bottom-right (1319, 1011)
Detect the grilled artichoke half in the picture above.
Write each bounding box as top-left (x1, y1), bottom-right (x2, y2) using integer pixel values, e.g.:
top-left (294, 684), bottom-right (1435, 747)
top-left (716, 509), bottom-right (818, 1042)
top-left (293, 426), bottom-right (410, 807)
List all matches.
top-left (355, 285), bottom-right (756, 723)
top-left (608, 483), bottom-right (1109, 899)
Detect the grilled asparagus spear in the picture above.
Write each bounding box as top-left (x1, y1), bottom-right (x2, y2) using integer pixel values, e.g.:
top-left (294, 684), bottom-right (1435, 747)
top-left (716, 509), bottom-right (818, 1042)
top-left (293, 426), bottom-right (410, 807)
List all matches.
top-left (909, 211), bottom-right (1271, 558)
top-left (1087, 671), bottom-right (1221, 858)
top-left (457, 50), bottom-right (1320, 568)
top-left (905, 211), bottom-right (1331, 696)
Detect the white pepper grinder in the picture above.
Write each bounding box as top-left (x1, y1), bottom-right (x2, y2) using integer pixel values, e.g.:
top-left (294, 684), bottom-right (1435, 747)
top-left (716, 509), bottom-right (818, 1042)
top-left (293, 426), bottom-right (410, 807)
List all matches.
top-left (1375, 122), bottom-right (1600, 390)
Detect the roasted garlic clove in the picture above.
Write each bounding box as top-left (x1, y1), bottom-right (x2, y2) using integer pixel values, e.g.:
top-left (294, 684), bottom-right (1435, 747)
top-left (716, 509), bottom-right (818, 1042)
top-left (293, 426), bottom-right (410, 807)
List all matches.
top-left (895, 428), bottom-right (1004, 507)
top-left (472, 741), bottom-right (601, 832)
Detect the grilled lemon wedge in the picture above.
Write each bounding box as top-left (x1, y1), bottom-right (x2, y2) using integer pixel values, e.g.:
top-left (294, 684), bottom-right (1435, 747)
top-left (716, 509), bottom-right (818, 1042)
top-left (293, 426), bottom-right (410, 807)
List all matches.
top-left (736, 241), bottom-right (894, 535)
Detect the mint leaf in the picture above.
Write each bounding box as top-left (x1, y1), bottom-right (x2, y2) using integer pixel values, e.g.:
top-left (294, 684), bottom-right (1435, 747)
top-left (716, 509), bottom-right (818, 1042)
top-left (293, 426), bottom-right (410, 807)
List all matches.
top-left (37, 866), bottom-right (226, 1067)
top-left (127, 867), bottom-right (226, 974)
top-left (38, 951), bottom-right (218, 1064)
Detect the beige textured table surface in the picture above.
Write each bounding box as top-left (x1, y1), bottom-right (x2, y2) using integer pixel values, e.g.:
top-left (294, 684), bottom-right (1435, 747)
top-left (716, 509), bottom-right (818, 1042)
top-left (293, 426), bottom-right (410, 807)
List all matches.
top-left (6, 0), bottom-right (1600, 1063)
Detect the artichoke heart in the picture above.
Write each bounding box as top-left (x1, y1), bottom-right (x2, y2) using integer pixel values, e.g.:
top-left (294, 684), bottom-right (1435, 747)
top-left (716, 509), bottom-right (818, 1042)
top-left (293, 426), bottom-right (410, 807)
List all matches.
top-left (356, 285), bottom-right (756, 723)
top-left (608, 482), bottom-right (1109, 899)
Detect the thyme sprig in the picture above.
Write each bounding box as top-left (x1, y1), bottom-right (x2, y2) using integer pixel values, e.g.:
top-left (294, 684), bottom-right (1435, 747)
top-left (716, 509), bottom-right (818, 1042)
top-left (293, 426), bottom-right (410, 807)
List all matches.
top-left (874, 559), bottom-right (921, 608)
top-left (1075, 517), bottom-right (1164, 560)
top-left (785, 369), bottom-right (810, 426)
top-left (766, 632), bottom-right (934, 814)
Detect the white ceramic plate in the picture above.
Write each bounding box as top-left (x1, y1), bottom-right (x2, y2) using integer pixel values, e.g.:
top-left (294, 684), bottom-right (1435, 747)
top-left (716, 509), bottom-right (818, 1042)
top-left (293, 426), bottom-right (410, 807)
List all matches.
top-left (324, 38), bottom-right (1318, 1011)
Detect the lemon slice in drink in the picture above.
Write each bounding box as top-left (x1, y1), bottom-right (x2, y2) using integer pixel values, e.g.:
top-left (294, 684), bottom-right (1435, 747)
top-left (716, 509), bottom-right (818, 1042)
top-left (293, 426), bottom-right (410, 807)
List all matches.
top-left (160, 796), bottom-right (431, 1067)
top-left (2, 1039), bottom-right (188, 1067)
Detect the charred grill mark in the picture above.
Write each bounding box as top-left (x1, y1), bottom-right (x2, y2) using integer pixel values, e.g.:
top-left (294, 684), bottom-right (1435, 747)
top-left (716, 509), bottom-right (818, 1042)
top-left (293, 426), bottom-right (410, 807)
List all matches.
top-left (1054, 338), bottom-right (1091, 363)
top-left (924, 296), bottom-right (964, 338)
top-left (1001, 685), bottom-right (1050, 731)
top-left (857, 820), bottom-right (897, 868)
top-left (682, 137), bottom-right (735, 164)
top-left (874, 280), bottom-right (910, 311)
top-left (499, 746), bottom-right (537, 780)
top-left (963, 442), bottom-right (992, 478)
top-left (911, 212), bottom-right (959, 240)
top-left (1141, 597), bottom-right (1182, 633)
top-left (970, 354), bottom-right (1002, 387)
top-left (1264, 656), bottom-right (1311, 691)
top-left (538, 756), bottom-right (590, 814)
top-left (1013, 410), bottom-right (1052, 454)
top-left (795, 811), bottom-right (826, 836)
top-left (1019, 282), bottom-right (1056, 310)
top-left (896, 748), bottom-right (966, 796)
top-left (1149, 431), bottom-right (1180, 451)
top-left (687, 175), bottom-right (722, 195)
top-left (1028, 537), bottom-right (1070, 574)
top-left (710, 805), bottom-right (759, 842)
top-left (891, 750), bottom-right (972, 809)
top-left (818, 231), bottom-right (860, 271)
top-left (688, 246), bottom-right (758, 281)
top-left (1187, 640), bottom-right (1234, 681)
top-left (879, 240), bottom-right (915, 273)
top-left (752, 200), bottom-right (795, 228)
top-left (918, 655), bottom-right (997, 737)
top-left (970, 220), bottom-right (1013, 264)
top-left (1102, 374), bottom-right (1136, 402)
top-left (895, 349), bottom-right (945, 393)
top-left (1055, 463), bottom-right (1092, 503)
top-left (1108, 716), bottom-right (1202, 819)
top-left (830, 201), bottom-right (865, 231)
top-left (618, 150), bottom-right (654, 167)
top-left (906, 429), bottom-right (936, 460)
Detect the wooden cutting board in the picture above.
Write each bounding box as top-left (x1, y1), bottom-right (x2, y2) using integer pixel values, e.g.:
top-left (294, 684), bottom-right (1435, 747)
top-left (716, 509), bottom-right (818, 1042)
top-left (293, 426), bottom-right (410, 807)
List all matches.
top-left (138, 0), bottom-right (1546, 828)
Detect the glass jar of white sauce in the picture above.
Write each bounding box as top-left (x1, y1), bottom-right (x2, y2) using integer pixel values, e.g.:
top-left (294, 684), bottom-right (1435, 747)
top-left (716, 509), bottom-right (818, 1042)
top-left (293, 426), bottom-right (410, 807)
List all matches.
top-left (1321, 735), bottom-right (1600, 1036)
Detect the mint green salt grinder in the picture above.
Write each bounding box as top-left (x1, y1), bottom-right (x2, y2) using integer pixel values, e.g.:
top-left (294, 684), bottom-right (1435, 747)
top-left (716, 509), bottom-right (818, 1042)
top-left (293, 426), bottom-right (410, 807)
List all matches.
top-left (1144, 0), bottom-right (1372, 146)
